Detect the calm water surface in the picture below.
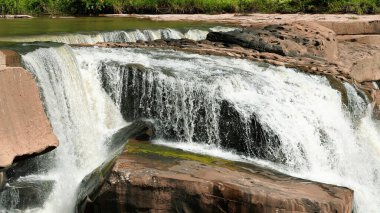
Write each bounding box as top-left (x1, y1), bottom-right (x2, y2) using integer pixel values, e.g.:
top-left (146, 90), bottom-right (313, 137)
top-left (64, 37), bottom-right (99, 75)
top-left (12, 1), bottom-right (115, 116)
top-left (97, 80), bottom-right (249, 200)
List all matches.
top-left (0, 17), bottom-right (215, 37)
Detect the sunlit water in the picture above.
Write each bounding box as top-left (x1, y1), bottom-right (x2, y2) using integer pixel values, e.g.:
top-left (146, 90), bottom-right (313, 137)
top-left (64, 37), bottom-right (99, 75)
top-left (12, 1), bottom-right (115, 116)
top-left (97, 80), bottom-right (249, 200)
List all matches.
top-left (79, 47), bottom-right (380, 213)
top-left (1, 40), bottom-right (379, 212)
top-left (0, 25), bottom-right (235, 44)
top-left (15, 45), bottom-right (125, 213)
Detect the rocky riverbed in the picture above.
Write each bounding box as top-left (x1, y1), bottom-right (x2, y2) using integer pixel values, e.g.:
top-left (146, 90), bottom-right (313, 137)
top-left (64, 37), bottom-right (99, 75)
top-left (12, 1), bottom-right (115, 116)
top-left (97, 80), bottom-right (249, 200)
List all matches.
top-left (76, 14), bottom-right (380, 119)
top-left (3, 14), bottom-right (380, 212)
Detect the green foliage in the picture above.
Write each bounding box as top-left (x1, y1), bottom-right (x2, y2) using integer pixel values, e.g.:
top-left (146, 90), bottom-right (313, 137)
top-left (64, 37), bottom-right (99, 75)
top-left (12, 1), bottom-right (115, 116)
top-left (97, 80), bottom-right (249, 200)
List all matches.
top-left (1, 0), bottom-right (380, 15)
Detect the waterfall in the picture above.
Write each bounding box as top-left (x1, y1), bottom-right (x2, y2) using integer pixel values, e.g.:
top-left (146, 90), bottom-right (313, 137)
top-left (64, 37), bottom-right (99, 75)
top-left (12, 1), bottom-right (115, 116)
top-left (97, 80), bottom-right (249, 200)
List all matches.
top-left (0, 27), bottom-right (233, 44)
top-left (2, 45), bottom-right (125, 213)
top-left (76, 47), bottom-right (380, 212)
top-left (2, 43), bottom-right (379, 212)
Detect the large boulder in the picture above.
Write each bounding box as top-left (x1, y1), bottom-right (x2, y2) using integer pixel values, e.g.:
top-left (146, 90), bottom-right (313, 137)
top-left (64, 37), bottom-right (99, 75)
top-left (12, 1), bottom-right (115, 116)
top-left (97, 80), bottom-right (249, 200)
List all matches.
top-left (0, 50), bottom-right (59, 169)
top-left (80, 141), bottom-right (354, 213)
top-left (207, 22), bottom-right (338, 61)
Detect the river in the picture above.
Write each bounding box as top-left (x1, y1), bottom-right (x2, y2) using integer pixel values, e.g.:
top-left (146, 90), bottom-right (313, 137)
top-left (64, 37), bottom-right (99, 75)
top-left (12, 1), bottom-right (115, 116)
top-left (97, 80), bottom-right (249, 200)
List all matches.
top-left (0, 17), bottom-right (379, 213)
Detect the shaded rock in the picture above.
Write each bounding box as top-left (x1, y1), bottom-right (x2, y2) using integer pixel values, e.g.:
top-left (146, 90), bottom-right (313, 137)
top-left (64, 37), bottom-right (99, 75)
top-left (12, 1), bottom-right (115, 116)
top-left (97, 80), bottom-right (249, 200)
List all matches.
top-left (207, 22), bottom-right (337, 61)
top-left (326, 75), bottom-right (349, 106)
top-left (76, 156), bottom-right (117, 213)
top-left (0, 50), bottom-right (59, 169)
top-left (76, 120), bottom-right (156, 213)
top-left (219, 100), bottom-right (283, 162)
top-left (81, 141), bottom-right (354, 213)
top-left (0, 50), bottom-right (20, 70)
top-left (107, 119), bottom-right (156, 152)
top-left (0, 179), bottom-right (54, 210)
top-left (4, 153), bottom-right (54, 181)
top-left (0, 172), bottom-right (6, 190)
top-left (372, 90), bottom-right (380, 119)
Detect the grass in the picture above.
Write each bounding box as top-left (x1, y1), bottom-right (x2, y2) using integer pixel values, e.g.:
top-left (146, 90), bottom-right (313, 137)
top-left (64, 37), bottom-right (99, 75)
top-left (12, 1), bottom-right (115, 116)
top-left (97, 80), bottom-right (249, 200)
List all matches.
top-left (1, 0), bottom-right (380, 15)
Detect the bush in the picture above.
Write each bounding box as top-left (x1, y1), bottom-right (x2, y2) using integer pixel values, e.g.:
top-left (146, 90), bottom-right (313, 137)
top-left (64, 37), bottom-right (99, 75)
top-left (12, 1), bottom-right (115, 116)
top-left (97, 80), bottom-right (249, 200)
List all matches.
top-left (1, 0), bottom-right (380, 15)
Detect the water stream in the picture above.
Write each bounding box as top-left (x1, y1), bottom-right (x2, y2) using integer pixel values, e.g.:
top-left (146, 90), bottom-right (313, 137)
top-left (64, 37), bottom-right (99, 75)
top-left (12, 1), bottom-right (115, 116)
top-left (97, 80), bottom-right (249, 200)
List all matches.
top-left (84, 47), bottom-right (380, 213)
top-left (0, 28), bottom-right (379, 212)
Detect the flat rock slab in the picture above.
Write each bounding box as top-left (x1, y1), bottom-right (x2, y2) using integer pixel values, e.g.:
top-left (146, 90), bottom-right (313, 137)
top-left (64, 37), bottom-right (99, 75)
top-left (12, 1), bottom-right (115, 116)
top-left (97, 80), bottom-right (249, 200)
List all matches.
top-left (132, 13), bottom-right (380, 35)
top-left (0, 61), bottom-right (59, 168)
top-left (85, 141), bottom-right (353, 213)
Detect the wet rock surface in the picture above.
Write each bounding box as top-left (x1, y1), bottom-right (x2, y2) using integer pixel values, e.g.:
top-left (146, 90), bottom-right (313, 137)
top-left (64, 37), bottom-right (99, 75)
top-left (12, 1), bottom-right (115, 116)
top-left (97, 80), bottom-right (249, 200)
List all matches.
top-left (99, 62), bottom-right (283, 161)
top-left (76, 120), bottom-right (156, 213)
top-left (107, 119), bottom-right (155, 152)
top-left (81, 141), bottom-right (354, 213)
top-left (0, 179), bottom-right (54, 210)
top-left (0, 172), bottom-right (6, 190)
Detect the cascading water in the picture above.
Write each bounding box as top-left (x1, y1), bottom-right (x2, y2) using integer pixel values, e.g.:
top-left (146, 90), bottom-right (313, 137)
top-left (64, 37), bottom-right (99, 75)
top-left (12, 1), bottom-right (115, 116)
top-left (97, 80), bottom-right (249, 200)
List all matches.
top-left (73, 47), bottom-right (380, 212)
top-left (0, 45), bottom-right (125, 213)
top-left (0, 27), bottom-right (234, 44)
top-left (1, 39), bottom-right (379, 212)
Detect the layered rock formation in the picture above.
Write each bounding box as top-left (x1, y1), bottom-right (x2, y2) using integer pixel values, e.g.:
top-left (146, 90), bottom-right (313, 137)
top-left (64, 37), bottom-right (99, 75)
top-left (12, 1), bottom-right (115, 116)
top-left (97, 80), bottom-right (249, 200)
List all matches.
top-left (81, 140), bottom-right (354, 213)
top-left (77, 16), bottom-right (380, 117)
top-left (207, 22), bottom-right (338, 61)
top-left (0, 50), bottom-right (59, 169)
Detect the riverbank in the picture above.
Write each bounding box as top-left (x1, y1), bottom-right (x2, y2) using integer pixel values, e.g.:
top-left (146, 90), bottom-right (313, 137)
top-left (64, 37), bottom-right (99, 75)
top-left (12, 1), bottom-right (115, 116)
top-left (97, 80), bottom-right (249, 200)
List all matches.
top-left (1, 0), bottom-right (380, 15)
top-left (130, 13), bottom-right (380, 28)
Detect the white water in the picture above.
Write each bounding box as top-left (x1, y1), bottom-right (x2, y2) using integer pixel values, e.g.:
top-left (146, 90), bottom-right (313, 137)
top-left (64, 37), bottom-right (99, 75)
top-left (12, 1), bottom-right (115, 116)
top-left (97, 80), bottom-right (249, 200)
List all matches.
top-left (4, 44), bottom-right (379, 212)
top-left (76, 47), bottom-right (380, 212)
top-left (18, 45), bottom-right (125, 213)
top-left (0, 27), bottom-right (234, 44)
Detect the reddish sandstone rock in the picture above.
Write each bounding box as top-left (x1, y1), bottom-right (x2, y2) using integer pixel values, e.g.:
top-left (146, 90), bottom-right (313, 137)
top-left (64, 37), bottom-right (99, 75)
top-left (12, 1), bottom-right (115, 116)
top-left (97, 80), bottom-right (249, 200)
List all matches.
top-left (319, 20), bottom-right (380, 35)
top-left (0, 50), bottom-right (20, 69)
top-left (337, 34), bottom-right (380, 45)
top-left (0, 50), bottom-right (59, 169)
top-left (82, 141), bottom-right (354, 213)
top-left (338, 42), bottom-right (380, 82)
top-left (207, 22), bottom-right (338, 62)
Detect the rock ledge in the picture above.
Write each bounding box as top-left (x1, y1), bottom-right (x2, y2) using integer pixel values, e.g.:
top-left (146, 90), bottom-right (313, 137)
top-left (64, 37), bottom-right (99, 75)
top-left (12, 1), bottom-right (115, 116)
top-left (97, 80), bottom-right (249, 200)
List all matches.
top-left (0, 50), bottom-right (59, 169)
top-left (82, 141), bottom-right (353, 213)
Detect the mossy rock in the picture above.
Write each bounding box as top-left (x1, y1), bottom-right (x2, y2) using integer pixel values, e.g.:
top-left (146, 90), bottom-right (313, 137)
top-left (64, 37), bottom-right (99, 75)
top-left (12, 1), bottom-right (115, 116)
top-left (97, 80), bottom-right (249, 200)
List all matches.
top-left (125, 140), bottom-right (293, 181)
top-left (126, 140), bottom-right (233, 167)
